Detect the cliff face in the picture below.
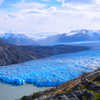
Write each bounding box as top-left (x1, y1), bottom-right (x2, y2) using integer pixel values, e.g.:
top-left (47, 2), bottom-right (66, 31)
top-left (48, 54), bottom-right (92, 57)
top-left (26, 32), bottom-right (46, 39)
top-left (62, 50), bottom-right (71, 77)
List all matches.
top-left (20, 69), bottom-right (100, 100)
top-left (0, 40), bottom-right (89, 66)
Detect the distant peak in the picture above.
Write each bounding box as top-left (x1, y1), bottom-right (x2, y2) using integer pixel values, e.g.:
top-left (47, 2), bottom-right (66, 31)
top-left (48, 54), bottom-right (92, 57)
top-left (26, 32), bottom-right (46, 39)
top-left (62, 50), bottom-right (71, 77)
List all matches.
top-left (66, 29), bottom-right (99, 36)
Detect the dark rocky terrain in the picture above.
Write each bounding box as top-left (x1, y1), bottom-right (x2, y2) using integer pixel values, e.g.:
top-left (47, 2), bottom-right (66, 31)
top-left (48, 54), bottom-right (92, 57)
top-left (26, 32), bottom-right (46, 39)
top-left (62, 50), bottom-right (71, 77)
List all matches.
top-left (20, 69), bottom-right (100, 100)
top-left (0, 40), bottom-right (89, 66)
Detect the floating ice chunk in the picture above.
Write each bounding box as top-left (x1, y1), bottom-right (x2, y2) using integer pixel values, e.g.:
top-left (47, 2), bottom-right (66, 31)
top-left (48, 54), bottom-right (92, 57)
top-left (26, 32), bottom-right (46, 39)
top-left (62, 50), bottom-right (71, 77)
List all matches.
top-left (0, 50), bottom-right (100, 86)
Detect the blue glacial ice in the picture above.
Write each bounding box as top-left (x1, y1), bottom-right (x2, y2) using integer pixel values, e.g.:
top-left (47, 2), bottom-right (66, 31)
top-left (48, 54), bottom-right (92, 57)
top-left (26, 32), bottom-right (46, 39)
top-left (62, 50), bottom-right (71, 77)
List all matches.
top-left (0, 50), bottom-right (100, 86)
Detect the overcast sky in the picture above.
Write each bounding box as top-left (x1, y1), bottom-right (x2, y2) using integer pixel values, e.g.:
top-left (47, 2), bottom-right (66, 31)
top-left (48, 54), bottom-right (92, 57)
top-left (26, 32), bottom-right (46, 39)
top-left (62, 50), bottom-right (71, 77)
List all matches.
top-left (0, 0), bottom-right (100, 33)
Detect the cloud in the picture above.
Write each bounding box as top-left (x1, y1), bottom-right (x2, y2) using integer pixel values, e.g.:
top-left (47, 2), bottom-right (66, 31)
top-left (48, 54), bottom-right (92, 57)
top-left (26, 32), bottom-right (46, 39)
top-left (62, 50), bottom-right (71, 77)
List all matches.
top-left (0, 5), bottom-right (100, 34)
top-left (12, 1), bottom-right (46, 10)
top-left (95, 0), bottom-right (100, 4)
top-left (0, 0), bottom-right (100, 34)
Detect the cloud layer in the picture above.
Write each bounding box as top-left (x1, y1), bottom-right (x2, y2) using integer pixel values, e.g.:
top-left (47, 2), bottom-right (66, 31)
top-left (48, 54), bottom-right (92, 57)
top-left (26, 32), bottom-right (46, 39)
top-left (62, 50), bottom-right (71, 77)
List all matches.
top-left (0, 0), bottom-right (100, 33)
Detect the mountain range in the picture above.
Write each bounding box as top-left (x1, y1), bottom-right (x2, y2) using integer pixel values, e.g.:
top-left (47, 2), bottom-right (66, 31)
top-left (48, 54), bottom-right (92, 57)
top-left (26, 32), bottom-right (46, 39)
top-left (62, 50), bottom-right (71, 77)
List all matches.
top-left (1, 29), bottom-right (100, 46)
top-left (36, 29), bottom-right (100, 45)
top-left (0, 33), bottom-right (38, 46)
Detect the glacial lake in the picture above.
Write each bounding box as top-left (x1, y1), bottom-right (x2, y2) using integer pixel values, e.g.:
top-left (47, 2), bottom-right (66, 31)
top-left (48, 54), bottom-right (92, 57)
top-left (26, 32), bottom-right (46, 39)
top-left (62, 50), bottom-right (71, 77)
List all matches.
top-left (0, 83), bottom-right (50, 100)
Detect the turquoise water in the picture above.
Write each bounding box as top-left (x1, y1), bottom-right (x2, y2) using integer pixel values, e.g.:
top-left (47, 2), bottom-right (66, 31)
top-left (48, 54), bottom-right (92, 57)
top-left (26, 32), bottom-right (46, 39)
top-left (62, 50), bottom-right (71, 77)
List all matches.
top-left (0, 49), bottom-right (100, 86)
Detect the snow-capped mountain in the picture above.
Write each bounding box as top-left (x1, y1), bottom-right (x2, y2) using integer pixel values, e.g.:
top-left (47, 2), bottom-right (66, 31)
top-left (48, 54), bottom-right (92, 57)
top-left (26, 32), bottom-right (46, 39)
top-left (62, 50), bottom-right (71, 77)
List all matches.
top-left (58, 29), bottom-right (100, 42)
top-left (0, 33), bottom-right (38, 46)
top-left (36, 29), bottom-right (100, 45)
top-left (1, 29), bottom-right (100, 46)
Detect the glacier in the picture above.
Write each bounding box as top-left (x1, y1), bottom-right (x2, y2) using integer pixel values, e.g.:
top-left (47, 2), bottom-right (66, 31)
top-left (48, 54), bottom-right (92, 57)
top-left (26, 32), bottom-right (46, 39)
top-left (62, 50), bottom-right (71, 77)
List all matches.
top-left (0, 50), bottom-right (100, 87)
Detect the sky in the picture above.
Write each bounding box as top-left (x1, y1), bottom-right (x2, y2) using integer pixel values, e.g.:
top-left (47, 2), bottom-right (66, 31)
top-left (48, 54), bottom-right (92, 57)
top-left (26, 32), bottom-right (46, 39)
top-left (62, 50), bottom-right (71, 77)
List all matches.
top-left (0, 0), bottom-right (100, 34)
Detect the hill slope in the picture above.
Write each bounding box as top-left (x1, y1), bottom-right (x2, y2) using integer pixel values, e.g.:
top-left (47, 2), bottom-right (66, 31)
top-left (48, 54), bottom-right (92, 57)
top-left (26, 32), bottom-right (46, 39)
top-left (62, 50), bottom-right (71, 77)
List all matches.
top-left (0, 40), bottom-right (89, 66)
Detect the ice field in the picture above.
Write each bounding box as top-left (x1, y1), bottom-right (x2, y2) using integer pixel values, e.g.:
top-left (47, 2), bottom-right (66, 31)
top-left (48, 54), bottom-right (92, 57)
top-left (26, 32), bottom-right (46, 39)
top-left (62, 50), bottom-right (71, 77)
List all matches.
top-left (0, 50), bottom-right (100, 87)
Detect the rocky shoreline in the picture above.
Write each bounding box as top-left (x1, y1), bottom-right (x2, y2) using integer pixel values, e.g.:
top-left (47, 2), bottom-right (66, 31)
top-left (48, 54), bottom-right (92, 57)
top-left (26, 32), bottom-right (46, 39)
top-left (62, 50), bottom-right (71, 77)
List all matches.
top-left (19, 69), bottom-right (100, 100)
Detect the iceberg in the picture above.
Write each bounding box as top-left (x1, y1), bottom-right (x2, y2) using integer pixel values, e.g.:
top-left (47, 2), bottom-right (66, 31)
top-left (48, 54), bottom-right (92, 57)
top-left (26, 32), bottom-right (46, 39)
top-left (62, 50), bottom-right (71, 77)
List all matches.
top-left (0, 50), bottom-right (100, 86)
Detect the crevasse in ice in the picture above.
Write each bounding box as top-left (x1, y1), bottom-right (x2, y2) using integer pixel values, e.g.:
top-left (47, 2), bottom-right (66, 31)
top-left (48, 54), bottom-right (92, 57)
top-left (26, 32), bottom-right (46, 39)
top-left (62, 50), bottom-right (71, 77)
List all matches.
top-left (0, 50), bottom-right (100, 86)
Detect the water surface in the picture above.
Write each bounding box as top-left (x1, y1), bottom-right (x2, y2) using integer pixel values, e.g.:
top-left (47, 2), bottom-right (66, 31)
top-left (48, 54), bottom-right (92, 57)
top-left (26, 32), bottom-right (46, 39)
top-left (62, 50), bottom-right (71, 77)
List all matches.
top-left (0, 83), bottom-right (50, 100)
